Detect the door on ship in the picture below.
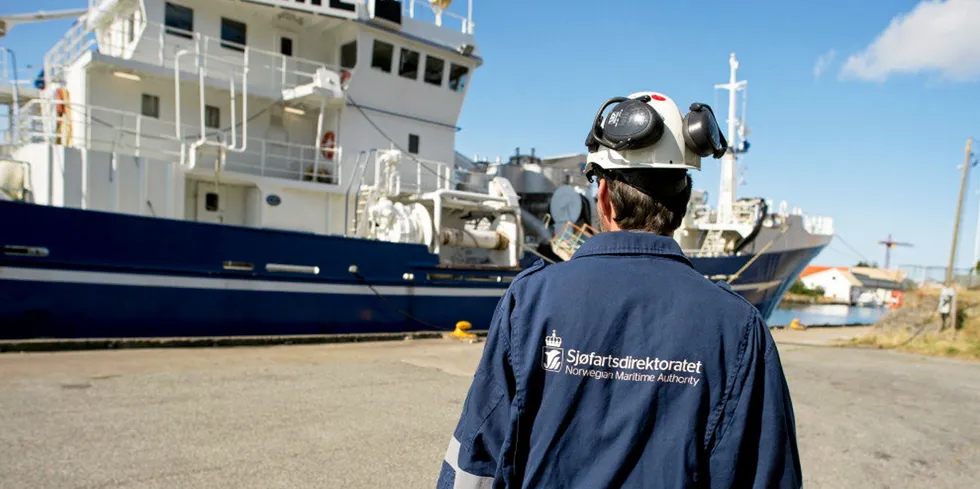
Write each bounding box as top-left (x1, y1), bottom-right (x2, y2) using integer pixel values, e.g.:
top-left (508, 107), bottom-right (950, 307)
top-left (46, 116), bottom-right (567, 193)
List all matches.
top-left (196, 183), bottom-right (246, 225)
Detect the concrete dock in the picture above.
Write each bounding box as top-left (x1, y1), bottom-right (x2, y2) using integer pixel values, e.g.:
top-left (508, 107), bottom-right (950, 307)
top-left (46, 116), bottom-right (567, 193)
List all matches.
top-left (1, 330), bottom-right (977, 489)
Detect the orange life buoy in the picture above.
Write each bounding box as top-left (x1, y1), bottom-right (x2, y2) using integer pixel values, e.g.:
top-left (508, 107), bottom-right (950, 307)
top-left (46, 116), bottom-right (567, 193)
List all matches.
top-left (890, 290), bottom-right (903, 309)
top-left (55, 87), bottom-right (68, 116)
top-left (320, 131), bottom-right (336, 160)
top-left (340, 70), bottom-right (351, 86)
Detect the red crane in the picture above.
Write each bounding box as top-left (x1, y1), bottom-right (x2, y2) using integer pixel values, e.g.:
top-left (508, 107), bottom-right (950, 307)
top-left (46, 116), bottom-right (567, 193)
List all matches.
top-left (877, 234), bottom-right (913, 270)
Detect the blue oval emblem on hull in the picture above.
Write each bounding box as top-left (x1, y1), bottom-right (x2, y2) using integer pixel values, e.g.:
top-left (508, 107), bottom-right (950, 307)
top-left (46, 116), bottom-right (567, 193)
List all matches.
top-left (266, 194), bottom-right (281, 206)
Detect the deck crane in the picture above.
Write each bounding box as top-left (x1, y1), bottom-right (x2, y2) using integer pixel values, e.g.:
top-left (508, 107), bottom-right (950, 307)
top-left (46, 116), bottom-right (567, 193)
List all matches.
top-left (0, 8), bottom-right (88, 39)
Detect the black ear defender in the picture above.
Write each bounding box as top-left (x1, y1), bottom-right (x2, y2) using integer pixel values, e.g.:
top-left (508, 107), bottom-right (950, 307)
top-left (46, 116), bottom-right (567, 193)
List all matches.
top-left (682, 102), bottom-right (728, 159)
top-left (585, 95), bottom-right (665, 153)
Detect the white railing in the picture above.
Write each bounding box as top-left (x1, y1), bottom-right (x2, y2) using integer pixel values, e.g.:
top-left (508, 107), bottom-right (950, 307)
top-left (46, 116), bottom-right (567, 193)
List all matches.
top-left (804, 215), bottom-right (835, 236)
top-left (14, 99), bottom-right (343, 186)
top-left (372, 150), bottom-right (453, 195)
top-left (0, 48), bottom-right (30, 86)
top-left (42, 18), bottom-right (346, 96)
top-left (137, 22), bottom-right (342, 95)
top-left (405, 0), bottom-right (475, 34)
top-left (690, 200), bottom-right (763, 228)
top-left (43, 19), bottom-right (96, 86)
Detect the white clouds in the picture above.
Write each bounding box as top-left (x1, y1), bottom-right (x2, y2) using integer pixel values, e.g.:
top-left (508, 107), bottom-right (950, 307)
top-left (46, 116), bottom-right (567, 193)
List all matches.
top-left (813, 49), bottom-right (837, 79)
top-left (839, 0), bottom-right (980, 82)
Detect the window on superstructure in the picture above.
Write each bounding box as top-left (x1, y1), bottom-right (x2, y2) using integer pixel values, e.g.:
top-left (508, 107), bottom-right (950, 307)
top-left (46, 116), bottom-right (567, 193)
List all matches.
top-left (164, 3), bottom-right (193, 39)
top-left (399, 48), bottom-right (419, 80)
top-left (141, 94), bottom-right (160, 119)
top-left (280, 37), bottom-right (294, 57)
top-left (408, 134), bottom-right (420, 154)
top-left (424, 55), bottom-right (444, 86)
top-left (205, 105), bottom-right (220, 129)
top-left (221, 18), bottom-right (247, 52)
top-left (205, 192), bottom-right (219, 212)
top-left (127, 13), bottom-right (136, 43)
top-left (371, 40), bottom-right (394, 73)
top-left (449, 63), bottom-right (468, 92)
top-left (340, 41), bottom-right (357, 69)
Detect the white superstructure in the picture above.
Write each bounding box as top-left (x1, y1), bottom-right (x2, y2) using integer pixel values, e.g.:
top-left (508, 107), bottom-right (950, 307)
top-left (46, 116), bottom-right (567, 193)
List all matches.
top-left (1, 0), bottom-right (524, 267)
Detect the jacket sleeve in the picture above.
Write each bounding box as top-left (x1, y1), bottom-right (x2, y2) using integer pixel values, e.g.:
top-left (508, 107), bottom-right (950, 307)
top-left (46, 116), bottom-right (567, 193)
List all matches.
top-left (707, 313), bottom-right (803, 489)
top-left (437, 291), bottom-right (518, 489)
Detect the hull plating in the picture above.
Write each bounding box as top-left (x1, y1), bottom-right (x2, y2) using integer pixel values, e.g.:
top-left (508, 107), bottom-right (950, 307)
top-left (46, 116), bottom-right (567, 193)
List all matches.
top-left (0, 202), bottom-right (826, 339)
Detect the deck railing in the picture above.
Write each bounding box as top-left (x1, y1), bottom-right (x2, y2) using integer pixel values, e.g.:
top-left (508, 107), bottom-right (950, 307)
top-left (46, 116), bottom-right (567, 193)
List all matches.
top-left (690, 199), bottom-right (833, 236)
top-left (370, 150), bottom-right (454, 195)
top-left (405, 0), bottom-right (475, 34)
top-left (43, 19), bottom-right (345, 96)
top-left (14, 99), bottom-right (343, 186)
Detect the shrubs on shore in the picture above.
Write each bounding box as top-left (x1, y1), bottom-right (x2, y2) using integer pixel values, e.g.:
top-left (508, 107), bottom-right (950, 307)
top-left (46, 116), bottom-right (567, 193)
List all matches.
top-left (846, 288), bottom-right (980, 361)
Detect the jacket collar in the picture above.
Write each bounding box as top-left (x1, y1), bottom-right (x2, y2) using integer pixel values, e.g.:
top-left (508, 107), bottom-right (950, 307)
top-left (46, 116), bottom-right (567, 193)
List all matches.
top-left (570, 230), bottom-right (693, 267)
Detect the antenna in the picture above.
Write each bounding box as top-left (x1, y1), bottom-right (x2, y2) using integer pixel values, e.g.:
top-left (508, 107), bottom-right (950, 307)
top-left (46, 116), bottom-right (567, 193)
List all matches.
top-left (713, 53), bottom-right (748, 223)
top-left (877, 234), bottom-right (913, 270)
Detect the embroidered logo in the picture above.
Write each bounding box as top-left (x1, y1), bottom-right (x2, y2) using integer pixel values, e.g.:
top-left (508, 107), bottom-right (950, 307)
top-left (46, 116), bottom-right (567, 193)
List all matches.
top-left (542, 330), bottom-right (563, 372)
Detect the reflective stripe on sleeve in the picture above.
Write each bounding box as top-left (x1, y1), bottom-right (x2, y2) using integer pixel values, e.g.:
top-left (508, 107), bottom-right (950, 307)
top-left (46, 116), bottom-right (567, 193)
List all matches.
top-left (443, 436), bottom-right (495, 489)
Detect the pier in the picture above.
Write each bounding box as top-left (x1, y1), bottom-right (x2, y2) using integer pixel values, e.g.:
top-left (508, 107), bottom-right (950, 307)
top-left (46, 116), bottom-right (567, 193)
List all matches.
top-left (0, 334), bottom-right (976, 488)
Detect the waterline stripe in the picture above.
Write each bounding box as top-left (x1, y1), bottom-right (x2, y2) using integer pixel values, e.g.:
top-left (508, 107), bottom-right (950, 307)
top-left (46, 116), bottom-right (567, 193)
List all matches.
top-left (0, 266), bottom-right (507, 298)
top-left (0, 266), bottom-right (785, 297)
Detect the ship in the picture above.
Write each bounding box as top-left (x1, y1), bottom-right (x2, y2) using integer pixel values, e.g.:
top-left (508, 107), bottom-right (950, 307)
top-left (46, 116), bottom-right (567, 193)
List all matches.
top-left (0, 1), bottom-right (833, 340)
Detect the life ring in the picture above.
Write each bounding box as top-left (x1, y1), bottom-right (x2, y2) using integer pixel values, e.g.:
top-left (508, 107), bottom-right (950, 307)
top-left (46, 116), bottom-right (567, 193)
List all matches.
top-left (54, 87), bottom-right (72, 145)
top-left (890, 290), bottom-right (903, 309)
top-left (55, 87), bottom-right (69, 117)
top-left (340, 70), bottom-right (351, 87)
top-left (320, 131), bottom-right (336, 160)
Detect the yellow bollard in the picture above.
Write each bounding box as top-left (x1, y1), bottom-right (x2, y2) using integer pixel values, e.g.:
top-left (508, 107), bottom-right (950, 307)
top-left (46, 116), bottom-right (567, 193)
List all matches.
top-left (789, 318), bottom-right (807, 330)
top-left (451, 320), bottom-right (477, 339)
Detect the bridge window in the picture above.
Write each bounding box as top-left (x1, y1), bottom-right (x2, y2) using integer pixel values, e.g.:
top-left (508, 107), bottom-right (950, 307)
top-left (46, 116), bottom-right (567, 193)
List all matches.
top-left (372, 40), bottom-right (394, 73)
top-left (280, 37), bottom-right (293, 57)
top-left (399, 48), bottom-right (419, 80)
top-left (205, 105), bottom-right (220, 129)
top-left (221, 17), bottom-right (247, 52)
top-left (408, 134), bottom-right (419, 154)
top-left (164, 2), bottom-right (193, 39)
top-left (449, 63), bottom-right (468, 92)
top-left (424, 55), bottom-right (444, 86)
top-left (141, 94), bottom-right (160, 119)
top-left (340, 41), bottom-right (357, 69)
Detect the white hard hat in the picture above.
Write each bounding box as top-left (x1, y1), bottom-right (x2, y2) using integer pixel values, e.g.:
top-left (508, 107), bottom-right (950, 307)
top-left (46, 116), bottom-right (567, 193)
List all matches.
top-left (584, 92), bottom-right (728, 178)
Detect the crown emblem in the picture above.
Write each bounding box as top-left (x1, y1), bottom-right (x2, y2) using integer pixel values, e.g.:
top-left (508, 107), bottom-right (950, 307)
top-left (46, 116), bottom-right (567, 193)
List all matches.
top-left (545, 330), bottom-right (562, 348)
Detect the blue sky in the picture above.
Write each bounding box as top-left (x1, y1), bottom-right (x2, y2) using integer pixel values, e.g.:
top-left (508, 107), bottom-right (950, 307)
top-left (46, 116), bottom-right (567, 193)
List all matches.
top-left (3, 0), bottom-right (980, 274)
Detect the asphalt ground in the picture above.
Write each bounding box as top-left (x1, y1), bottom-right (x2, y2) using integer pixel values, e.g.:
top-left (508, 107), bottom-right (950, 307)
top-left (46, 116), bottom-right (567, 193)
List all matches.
top-left (0, 331), bottom-right (977, 489)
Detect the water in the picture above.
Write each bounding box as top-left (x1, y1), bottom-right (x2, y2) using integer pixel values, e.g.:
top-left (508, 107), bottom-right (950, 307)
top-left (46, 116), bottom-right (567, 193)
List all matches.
top-left (767, 303), bottom-right (888, 327)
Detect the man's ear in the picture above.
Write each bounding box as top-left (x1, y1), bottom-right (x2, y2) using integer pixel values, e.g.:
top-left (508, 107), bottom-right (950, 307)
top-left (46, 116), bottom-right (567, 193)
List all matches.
top-left (597, 179), bottom-right (616, 224)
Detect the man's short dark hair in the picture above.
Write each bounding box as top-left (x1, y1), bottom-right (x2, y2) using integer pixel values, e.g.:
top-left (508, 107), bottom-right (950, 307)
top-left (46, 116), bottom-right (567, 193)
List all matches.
top-left (601, 168), bottom-right (692, 235)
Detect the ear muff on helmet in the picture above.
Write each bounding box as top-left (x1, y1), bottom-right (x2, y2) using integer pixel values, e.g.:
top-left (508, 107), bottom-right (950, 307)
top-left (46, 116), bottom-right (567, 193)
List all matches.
top-left (585, 95), bottom-right (665, 153)
top-left (682, 103), bottom-right (728, 159)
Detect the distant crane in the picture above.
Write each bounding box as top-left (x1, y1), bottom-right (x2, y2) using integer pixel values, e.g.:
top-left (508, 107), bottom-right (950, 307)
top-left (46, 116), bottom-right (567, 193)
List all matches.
top-left (877, 234), bottom-right (913, 270)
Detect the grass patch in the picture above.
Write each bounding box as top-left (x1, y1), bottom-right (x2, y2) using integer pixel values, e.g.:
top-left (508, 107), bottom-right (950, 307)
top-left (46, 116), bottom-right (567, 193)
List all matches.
top-left (843, 288), bottom-right (980, 362)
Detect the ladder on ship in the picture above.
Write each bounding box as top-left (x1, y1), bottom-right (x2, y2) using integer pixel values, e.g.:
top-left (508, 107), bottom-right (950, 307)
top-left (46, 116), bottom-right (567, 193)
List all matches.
top-left (345, 151), bottom-right (374, 237)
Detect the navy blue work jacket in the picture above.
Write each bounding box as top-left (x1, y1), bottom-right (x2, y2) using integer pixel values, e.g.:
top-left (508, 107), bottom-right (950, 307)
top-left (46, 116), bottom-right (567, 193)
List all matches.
top-left (437, 231), bottom-right (802, 489)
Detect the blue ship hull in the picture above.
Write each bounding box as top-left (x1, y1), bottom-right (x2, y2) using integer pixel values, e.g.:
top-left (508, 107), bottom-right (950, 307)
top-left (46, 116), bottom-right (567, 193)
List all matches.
top-left (0, 201), bottom-right (823, 339)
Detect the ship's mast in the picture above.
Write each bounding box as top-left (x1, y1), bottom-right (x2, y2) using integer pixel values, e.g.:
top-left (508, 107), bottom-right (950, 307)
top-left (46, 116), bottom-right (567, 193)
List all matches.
top-left (713, 52), bottom-right (746, 224)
